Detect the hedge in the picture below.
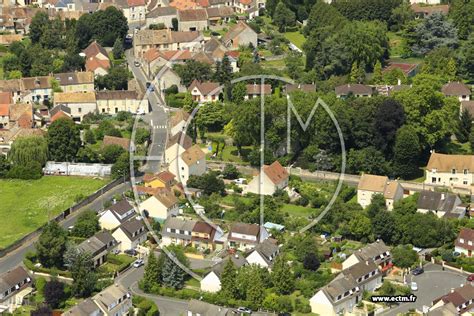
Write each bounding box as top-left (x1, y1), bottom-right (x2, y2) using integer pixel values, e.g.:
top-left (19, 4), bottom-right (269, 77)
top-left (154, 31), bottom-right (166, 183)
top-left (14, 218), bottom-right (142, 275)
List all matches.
top-left (23, 258), bottom-right (72, 278)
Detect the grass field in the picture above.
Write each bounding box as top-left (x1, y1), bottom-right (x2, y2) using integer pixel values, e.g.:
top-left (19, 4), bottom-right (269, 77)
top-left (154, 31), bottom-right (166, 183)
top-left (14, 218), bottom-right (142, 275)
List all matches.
top-left (284, 31), bottom-right (306, 49)
top-left (0, 176), bottom-right (109, 249)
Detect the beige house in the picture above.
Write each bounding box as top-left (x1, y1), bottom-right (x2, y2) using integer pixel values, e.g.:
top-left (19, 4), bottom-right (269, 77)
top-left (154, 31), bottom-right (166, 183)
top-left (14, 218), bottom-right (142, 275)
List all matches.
top-left (442, 82), bottom-right (471, 102)
top-left (112, 217), bottom-right (147, 252)
top-left (245, 238), bottom-right (279, 269)
top-left (157, 66), bottom-right (187, 93)
top-left (168, 144), bottom-right (206, 183)
top-left (342, 240), bottom-right (391, 272)
top-left (145, 6), bottom-right (177, 29)
top-left (161, 217), bottom-right (197, 247)
top-left (165, 131), bottom-right (193, 164)
top-left (188, 80), bottom-right (222, 103)
top-left (53, 72), bottom-right (95, 93)
top-left (170, 110), bottom-right (191, 137)
top-left (96, 90), bottom-right (145, 115)
top-left (425, 152), bottom-right (474, 187)
top-left (139, 189), bottom-right (179, 221)
top-left (133, 29), bottom-right (204, 58)
top-left (83, 41), bottom-right (111, 76)
top-left (200, 255), bottom-right (247, 293)
top-left (122, 0), bottom-right (146, 23)
top-left (335, 84), bottom-right (373, 98)
top-left (92, 284), bottom-right (132, 316)
top-left (0, 267), bottom-right (33, 314)
top-left (222, 21), bottom-right (258, 49)
top-left (246, 161), bottom-right (289, 196)
top-left (245, 83), bottom-right (271, 100)
top-left (178, 9), bottom-right (208, 31)
top-left (143, 49), bottom-right (193, 77)
top-left (454, 228), bottom-right (474, 257)
top-left (21, 76), bottom-right (52, 104)
top-left (357, 174), bottom-right (403, 210)
top-left (53, 92), bottom-right (97, 122)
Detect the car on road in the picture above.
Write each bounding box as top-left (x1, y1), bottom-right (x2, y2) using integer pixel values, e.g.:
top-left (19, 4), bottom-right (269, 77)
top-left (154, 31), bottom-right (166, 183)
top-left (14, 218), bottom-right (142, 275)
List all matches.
top-left (236, 307), bottom-right (252, 314)
top-left (134, 60), bottom-right (141, 67)
top-left (146, 82), bottom-right (155, 92)
top-left (412, 267), bottom-right (424, 275)
top-left (124, 249), bottom-right (138, 256)
top-left (467, 274), bottom-right (474, 282)
top-left (410, 282), bottom-right (418, 291)
top-left (133, 259), bottom-right (144, 268)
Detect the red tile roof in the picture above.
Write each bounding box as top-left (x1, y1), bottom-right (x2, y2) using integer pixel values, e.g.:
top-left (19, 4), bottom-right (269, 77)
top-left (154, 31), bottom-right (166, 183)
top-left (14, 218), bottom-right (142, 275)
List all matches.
top-left (263, 160), bottom-right (289, 185)
top-left (85, 57), bottom-right (111, 72)
top-left (127, 0), bottom-right (145, 6)
top-left (0, 104), bottom-right (9, 117)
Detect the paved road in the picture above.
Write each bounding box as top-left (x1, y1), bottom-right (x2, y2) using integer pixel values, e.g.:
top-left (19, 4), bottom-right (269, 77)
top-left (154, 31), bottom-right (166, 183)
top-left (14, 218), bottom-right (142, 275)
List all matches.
top-left (126, 49), bottom-right (168, 174)
top-left (0, 181), bottom-right (132, 274)
top-left (381, 263), bottom-right (469, 315)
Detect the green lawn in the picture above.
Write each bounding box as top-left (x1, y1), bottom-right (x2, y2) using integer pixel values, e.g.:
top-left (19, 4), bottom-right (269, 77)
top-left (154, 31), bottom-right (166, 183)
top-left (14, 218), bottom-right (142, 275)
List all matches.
top-left (387, 31), bottom-right (404, 58)
top-left (284, 31), bottom-right (306, 49)
top-left (280, 203), bottom-right (318, 218)
top-left (0, 176), bottom-right (109, 249)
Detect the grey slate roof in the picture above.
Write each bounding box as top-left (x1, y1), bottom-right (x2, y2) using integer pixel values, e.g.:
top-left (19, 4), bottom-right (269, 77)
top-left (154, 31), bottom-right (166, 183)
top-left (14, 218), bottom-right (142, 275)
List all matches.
top-left (119, 217), bottom-right (146, 242)
top-left (251, 238), bottom-right (279, 266)
top-left (0, 266), bottom-right (31, 299)
top-left (211, 255), bottom-right (247, 277)
top-left (417, 190), bottom-right (461, 214)
top-left (187, 299), bottom-right (230, 315)
top-left (63, 298), bottom-right (103, 316)
top-left (162, 217), bottom-right (197, 241)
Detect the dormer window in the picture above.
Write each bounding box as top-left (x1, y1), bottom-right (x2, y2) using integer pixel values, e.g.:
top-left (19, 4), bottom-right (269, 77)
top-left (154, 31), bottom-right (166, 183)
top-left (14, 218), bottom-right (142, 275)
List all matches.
top-left (460, 238), bottom-right (465, 244)
top-left (464, 169), bottom-right (469, 174)
top-left (452, 169), bottom-right (456, 174)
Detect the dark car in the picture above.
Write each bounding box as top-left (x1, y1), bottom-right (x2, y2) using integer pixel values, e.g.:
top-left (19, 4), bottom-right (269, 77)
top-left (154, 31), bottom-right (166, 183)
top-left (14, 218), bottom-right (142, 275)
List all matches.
top-left (124, 249), bottom-right (137, 256)
top-left (412, 267), bottom-right (424, 275)
top-left (467, 274), bottom-right (474, 282)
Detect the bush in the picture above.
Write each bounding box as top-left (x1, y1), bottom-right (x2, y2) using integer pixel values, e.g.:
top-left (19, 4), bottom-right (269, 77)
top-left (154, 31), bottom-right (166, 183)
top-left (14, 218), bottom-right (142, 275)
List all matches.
top-left (7, 161), bottom-right (42, 179)
top-left (164, 85), bottom-right (178, 95)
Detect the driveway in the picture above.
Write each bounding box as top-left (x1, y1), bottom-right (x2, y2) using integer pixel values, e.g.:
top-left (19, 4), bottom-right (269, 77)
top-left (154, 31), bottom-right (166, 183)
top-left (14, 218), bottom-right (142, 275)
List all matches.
top-left (381, 263), bottom-right (469, 315)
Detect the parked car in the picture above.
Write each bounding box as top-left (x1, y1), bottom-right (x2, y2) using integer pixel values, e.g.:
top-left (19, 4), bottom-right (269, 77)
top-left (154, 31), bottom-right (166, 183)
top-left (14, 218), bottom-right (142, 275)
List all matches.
top-left (134, 60), bottom-right (141, 67)
top-left (233, 178), bottom-right (247, 185)
top-left (411, 282), bottom-right (418, 291)
top-left (146, 82), bottom-right (155, 92)
top-left (124, 249), bottom-right (138, 256)
top-left (412, 267), bottom-right (424, 275)
top-left (236, 307), bottom-right (252, 314)
top-left (467, 274), bottom-right (474, 282)
top-left (133, 259), bottom-right (144, 268)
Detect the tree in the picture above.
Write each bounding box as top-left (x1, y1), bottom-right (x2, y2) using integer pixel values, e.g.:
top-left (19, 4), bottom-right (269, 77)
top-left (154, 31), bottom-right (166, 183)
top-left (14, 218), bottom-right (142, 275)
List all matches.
top-left (389, 1), bottom-right (415, 32)
top-left (220, 258), bottom-right (238, 299)
top-left (285, 51), bottom-right (304, 80)
top-left (459, 35), bottom-right (474, 80)
top-left (64, 246), bottom-right (98, 297)
top-left (71, 210), bottom-right (99, 238)
top-left (373, 98), bottom-right (405, 156)
top-left (30, 12), bottom-right (50, 44)
top-left (273, 2), bottom-right (296, 32)
top-left (214, 55), bottom-right (233, 84)
top-left (9, 136), bottom-right (48, 167)
top-left (84, 129), bottom-right (96, 144)
top-left (161, 254), bottom-right (186, 289)
top-left (349, 62), bottom-right (365, 83)
top-left (172, 18), bottom-right (179, 31)
top-left (95, 66), bottom-right (130, 90)
top-left (231, 82), bottom-right (247, 103)
top-left (372, 210), bottom-right (396, 244)
top-left (449, 0), bottom-right (474, 40)
top-left (102, 144), bottom-right (125, 164)
top-left (44, 279), bottom-right (65, 309)
top-left (31, 305), bottom-right (52, 316)
top-left (173, 60), bottom-right (212, 87)
top-left (469, 127), bottom-right (474, 152)
top-left (142, 252), bottom-right (163, 291)
top-left (36, 221), bottom-right (68, 268)
top-left (222, 164), bottom-right (240, 179)
top-left (112, 37), bottom-right (124, 59)
top-left (112, 152), bottom-right (135, 179)
top-left (348, 212), bottom-right (373, 242)
top-left (303, 252), bottom-right (320, 271)
top-left (372, 60), bottom-right (383, 84)
top-left (187, 171), bottom-right (225, 195)
top-left (392, 244), bottom-right (418, 270)
top-left (0, 155), bottom-right (10, 178)
top-left (456, 108), bottom-right (472, 143)
top-left (410, 13), bottom-right (458, 56)
top-left (47, 118), bottom-right (81, 162)
top-left (271, 256), bottom-right (294, 295)
top-left (347, 147), bottom-right (389, 175)
top-left (393, 125), bottom-right (421, 179)
top-left (366, 194), bottom-right (386, 218)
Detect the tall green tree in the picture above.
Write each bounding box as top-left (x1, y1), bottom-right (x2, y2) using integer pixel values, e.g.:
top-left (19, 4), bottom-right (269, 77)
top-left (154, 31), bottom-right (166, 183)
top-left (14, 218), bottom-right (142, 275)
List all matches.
top-left (271, 256), bottom-right (294, 295)
top-left (161, 254), bottom-right (186, 289)
top-left (9, 136), bottom-right (48, 167)
top-left (29, 12), bottom-right (50, 44)
top-left (47, 118), bottom-right (81, 162)
top-left (43, 279), bottom-right (65, 309)
top-left (273, 2), bottom-right (296, 32)
top-left (64, 246), bottom-right (98, 298)
top-left (456, 108), bottom-right (472, 143)
top-left (410, 13), bottom-right (458, 56)
top-left (112, 37), bottom-right (124, 59)
top-left (71, 210), bottom-right (100, 238)
top-left (220, 259), bottom-right (238, 299)
top-left (142, 252), bottom-right (163, 291)
top-left (393, 125), bottom-right (421, 179)
top-left (392, 244), bottom-right (418, 270)
top-left (372, 60), bottom-right (383, 84)
top-left (36, 221), bottom-right (68, 268)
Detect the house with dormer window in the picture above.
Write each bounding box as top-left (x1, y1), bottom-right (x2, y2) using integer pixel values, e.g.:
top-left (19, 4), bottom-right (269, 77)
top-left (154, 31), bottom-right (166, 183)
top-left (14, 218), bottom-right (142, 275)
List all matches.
top-left (425, 152), bottom-right (474, 187)
top-left (342, 240), bottom-right (392, 272)
top-left (0, 267), bottom-right (33, 314)
top-left (245, 238), bottom-right (279, 269)
top-left (92, 284), bottom-right (132, 316)
top-left (99, 199), bottom-right (136, 230)
top-left (112, 217), bottom-right (147, 252)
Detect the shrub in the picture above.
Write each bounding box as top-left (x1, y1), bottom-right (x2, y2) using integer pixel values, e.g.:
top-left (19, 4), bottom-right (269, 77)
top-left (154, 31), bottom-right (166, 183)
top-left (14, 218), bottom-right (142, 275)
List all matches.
top-left (7, 161), bottom-right (42, 179)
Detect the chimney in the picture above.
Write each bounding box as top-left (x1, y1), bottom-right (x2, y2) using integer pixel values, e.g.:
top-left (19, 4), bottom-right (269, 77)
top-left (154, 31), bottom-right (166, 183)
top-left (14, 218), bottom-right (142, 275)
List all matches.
top-left (441, 193), bottom-right (445, 200)
top-left (451, 288), bottom-right (455, 293)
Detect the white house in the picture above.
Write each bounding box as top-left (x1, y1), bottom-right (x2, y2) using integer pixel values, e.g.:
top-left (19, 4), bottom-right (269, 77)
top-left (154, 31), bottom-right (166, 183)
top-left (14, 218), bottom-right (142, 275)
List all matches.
top-left (227, 223), bottom-right (268, 251)
top-left (310, 261), bottom-right (382, 315)
top-left (161, 217), bottom-right (197, 247)
top-left (0, 267), bottom-right (32, 314)
top-left (200, 255), bottom-right (247, 293)
top-left (96, 90), bottom-right (145, 115)
top-left (454, 228), bottom-right (474, 257)
top-left (54, 72), bottom-right (95, 93)
top-left (145, 6), bottom-right (177, 29)
top-left (222, 21), bottom-right (258, 49)
top-left (170, 110), bottom-right (191, 137)
top-left (425, 152), bottom-right (474, 187)
top-left (357, 174), bottom-right (403, 211)
top-left (246, 161), bottom-right (289, 196)
top-left (99, 199), bottom-right (136, 230)
top-left (342, 240), bottom-right (392, 273)
top-left (92, 284), bottom-right (132, 316)
top-left (417, 190), bottom-right (465, 218)
top-left (188, 80), bottom-right (222, 103)
top-left (165, 131), bottom-right (193, 165)
top-left (157, 66), bottom-right (187, 93)
top-left (122, 0), bottom-right (146, 23)
top-left (245, 238), bottom-right (279, 269)
top-left (112, 217), bottom-right (147, 252)
top-left (187, 299), bottom-right (229, 316)
top-left (442, 82), bottom-right (471, 102)
top-left (83, 41), bottom-right (111, 76)
top-left (245, 83), bottom-right (271, 100)
top-left (22, 76), bottom-right (52, 104)
top-left (139, 190), bottom-right (179, 222)
top-left (168, 144), bottom-right (206, 183)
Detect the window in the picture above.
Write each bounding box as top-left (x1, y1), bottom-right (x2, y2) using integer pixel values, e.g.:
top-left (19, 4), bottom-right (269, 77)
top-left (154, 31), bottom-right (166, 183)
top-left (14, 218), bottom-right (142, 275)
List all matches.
top-left (78, 108), bottom-right (82, 113)
top-left (460, 238), bottom-right (465, 244)
top-left (464, 180), bottom-right (468, 185)
top-left (464, 169), bottom-right (468, 174)
top-left (452, 169), bottom-right (456, 174)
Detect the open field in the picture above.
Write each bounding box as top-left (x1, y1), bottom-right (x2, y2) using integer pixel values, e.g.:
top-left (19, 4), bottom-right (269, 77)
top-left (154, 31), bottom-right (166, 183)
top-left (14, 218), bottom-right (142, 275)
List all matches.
top-left (284, 31), bottom-right (306, 49)
top-left (0, 176), bottom-right (109, 249)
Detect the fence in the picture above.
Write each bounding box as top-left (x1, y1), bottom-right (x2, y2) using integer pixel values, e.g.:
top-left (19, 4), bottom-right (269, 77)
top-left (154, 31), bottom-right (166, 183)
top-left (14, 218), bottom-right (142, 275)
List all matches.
top-left (0, 177), bottom-right (126, 258)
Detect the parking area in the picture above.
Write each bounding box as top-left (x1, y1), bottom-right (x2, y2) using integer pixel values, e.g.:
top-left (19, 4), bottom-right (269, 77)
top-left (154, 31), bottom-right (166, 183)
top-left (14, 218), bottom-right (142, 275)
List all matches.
top-left (382, 263), bottom-right (469, 315)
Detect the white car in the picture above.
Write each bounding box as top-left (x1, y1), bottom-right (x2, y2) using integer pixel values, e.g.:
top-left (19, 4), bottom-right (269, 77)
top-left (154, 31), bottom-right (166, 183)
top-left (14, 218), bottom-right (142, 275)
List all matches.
top-left (233, 178), bottom-right (247, 185)
top-left (236, 307), bottom-right (252, 314)
top-left (133, 259), bottom-right (144, 268)
top-left (411, 282), bottom-right (418, 291)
